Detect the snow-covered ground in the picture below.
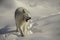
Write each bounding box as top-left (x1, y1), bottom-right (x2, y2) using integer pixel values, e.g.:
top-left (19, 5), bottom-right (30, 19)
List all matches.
top-left (0, 0), bottom-right (60, 40)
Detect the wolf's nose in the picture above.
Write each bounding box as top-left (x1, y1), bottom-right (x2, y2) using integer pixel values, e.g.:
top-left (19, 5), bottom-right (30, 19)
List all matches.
top-left (29, 17), bottom-right (31, 19)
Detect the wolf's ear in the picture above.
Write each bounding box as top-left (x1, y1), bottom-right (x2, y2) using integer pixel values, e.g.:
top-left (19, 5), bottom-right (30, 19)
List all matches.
top-left (23, 9), bottom-right (25, 13)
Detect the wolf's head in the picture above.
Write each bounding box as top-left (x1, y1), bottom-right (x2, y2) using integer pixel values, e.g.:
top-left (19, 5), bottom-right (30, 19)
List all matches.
top-left (15, 7), bottom-right (31, 22)
top-left (22, 8), bottom-right (31, 22)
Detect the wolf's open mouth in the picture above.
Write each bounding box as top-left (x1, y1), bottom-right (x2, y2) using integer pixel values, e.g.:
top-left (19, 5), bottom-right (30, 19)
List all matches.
top-left (26, 17), bottom-right (31, 22)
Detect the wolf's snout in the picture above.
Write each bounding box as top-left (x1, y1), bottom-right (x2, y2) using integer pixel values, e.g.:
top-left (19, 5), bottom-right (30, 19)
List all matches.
top-left (28, 17), bottom-right (31, 19)
top-left (26, 17), bottom-right (31, 22)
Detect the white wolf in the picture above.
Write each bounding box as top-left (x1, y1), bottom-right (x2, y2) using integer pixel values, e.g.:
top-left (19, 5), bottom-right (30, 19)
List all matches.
top-left (15, 7), bottom-right (33, 37)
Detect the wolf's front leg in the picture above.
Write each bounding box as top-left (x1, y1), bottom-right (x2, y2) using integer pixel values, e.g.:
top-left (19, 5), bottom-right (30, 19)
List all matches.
top-left (23, 22), bottom-right (33, 36)
top-left (23, 23), bottom-right (28, 36)
top-left (19, 22), bottom-right (28, 37)
top-left (19, 26), bottom-right (24, 37)
top-left (19, 22), bottom-right (28, 36)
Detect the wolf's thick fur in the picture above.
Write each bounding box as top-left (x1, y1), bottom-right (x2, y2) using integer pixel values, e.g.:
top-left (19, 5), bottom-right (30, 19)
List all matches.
top-left (15, 7), bottom-right (32, 37)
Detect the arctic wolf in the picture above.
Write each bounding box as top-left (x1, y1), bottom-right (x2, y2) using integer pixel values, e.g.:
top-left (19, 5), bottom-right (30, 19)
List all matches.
top-left (15, 7), bottom-right (32, 37)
